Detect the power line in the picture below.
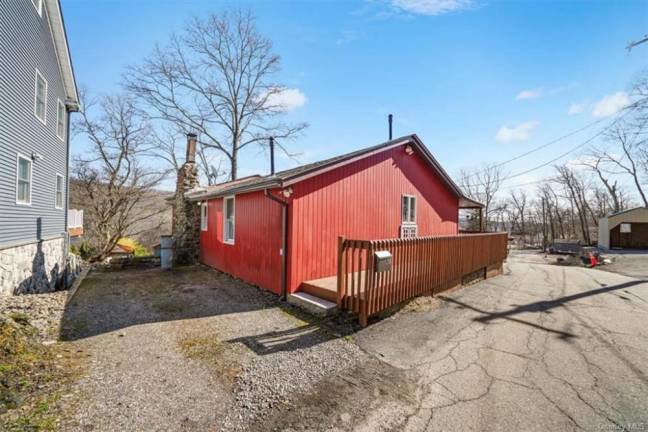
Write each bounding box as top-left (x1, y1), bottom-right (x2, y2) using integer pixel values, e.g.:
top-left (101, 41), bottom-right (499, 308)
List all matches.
top-left (461, 117), bottom-right (607, 181)
top-left (461, 128), bottom-right (604, 189)
top-left (461, 108), bottom-right (633, 189)
top-left (499, 178), bottom-right (549, 190)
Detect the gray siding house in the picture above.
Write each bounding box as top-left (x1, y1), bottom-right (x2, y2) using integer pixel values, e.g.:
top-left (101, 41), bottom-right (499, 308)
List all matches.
top-left (0, 0), bottom-right (78, 294)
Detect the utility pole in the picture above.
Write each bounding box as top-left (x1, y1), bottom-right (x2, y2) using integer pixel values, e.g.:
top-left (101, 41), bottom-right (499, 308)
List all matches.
top-left (627, 33), bottom-right (648, 52)
top-left (541, 197), bottom-right (547, 252)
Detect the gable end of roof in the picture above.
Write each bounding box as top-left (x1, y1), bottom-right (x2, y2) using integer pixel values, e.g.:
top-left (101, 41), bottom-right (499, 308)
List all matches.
top-left (186, 134), bottom-right (482, 206)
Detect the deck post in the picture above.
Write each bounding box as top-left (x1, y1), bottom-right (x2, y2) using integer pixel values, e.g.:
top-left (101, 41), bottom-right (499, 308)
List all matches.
top-left (336, 236), bottom-right (345, 307)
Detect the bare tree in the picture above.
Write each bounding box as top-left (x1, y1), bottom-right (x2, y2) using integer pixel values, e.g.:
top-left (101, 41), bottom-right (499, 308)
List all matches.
top-left (538, 184), bottom-right (566, 241)
top-left (595, 122), bottom-right (648, 207)
top-left (72, 91), bottom-right (166, 261)
top-left (147, 126), bottom-right (183, 172)
top-left (146, 125), bottom-right (229, 186)
top-left (125, 10), bottom-right (307, 180)
top-left (554, 165), bottom-right (594, 244)
top-left (459, 164), bottom-right (505, 230)
top-left (508, 189), bottom-right (528, 235)
top-left (579, 155), bottom-right (622, 213)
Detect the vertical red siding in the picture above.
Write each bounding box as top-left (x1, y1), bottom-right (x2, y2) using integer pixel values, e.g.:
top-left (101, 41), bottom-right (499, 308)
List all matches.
top-left (200, 191), bottom-right (283, 294)
top-left (287, 144), bottom-right (459, 293)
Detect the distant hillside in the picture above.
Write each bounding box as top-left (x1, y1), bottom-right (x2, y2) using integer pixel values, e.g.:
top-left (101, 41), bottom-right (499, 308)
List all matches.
top-left (70, 180), bottom-right (173, 251)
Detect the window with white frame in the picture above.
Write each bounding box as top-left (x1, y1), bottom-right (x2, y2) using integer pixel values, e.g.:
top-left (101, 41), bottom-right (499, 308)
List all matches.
top-left (31, 0), bottom-right (42, 16)
top-left (401, 195), bottom-right (416, 224)
top-left (57, 99), bottom-right (65, 140)
top-left (620, 223), bottom-right (632, 233)
top-left (55, 174), bottom-right (64, 209)
top-left (223, 196), bottom-right (235, 244)
top-left (16, 155), bottom-right (32, 205)
top-left (34, 70), bottom-right (47, 124)
top-left (200, 202), bottom-right (208, 231)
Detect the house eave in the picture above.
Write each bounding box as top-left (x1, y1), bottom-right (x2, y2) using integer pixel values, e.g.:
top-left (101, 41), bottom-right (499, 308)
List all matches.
top-left (44, 0), bottom-right (79, 111)
top-left (186, 179), bottom-right (283, 201)
top-left (459, 197), bottom-right (485, 208)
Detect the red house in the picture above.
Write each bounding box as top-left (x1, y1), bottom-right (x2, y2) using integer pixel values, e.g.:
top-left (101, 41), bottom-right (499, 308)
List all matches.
top-left (186, 134), bottom-right (481, 301)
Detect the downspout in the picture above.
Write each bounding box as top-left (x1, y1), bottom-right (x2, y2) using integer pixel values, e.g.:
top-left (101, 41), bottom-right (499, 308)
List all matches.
top-left (264, 189), bottom-right (288, 300)
top-left (63, 109), bottom-right (72, 289)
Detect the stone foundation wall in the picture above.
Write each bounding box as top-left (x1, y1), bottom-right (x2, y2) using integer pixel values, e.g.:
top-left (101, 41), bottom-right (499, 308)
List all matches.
top-left (0, 236), bottom-right (66, 295)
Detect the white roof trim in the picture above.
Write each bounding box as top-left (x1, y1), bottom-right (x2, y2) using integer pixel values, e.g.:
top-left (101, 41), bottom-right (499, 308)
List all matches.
top-left (44, 0), bottom-right (78, 111)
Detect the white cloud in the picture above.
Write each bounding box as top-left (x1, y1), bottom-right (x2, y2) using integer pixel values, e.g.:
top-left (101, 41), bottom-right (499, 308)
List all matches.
top-left (264, 88), bottom-right (307, 112)
top-left (495, 121), bottom-right (539, 143)
top-left (516, 88), bottom-right (543, 100)
top-left (336, 30), bottom-right (361, 46)
top-left (390, 0), bottom-right (475, 15)
top-left (592, 92), bottom-right (630, 118)
top-left (568, 102), bottom-right (586, 115)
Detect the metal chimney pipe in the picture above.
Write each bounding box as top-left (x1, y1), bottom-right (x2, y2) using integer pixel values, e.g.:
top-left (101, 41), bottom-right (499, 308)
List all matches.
top-left (269, 136), bottom-right (275, 175)
top-left (388, 114), bottom-right (393, 140)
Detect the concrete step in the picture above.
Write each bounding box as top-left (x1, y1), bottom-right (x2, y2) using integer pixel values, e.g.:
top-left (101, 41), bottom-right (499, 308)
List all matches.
top-left (287, 292), bottom-right (337, 317)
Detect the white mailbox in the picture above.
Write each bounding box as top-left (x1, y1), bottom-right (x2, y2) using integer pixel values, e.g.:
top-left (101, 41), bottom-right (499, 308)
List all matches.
top-left (374, 250), bottom-right (392, 272)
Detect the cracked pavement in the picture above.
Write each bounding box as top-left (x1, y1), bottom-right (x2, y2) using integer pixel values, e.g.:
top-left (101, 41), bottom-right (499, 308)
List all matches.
top-left (352, 253), bottom-right (648, 431)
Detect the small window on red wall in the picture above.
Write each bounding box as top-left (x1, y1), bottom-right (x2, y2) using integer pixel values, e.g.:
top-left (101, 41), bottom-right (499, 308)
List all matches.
top-left (223, 196), bottom-right (235, 244)
top-left (402, 195), bottom-right (416, 224)
top-left (200, 202), bottom-right (208, 231)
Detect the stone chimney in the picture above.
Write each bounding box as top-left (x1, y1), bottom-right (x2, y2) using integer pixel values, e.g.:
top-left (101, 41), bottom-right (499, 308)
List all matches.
top-left (172, 133), bottom-right (200, 265)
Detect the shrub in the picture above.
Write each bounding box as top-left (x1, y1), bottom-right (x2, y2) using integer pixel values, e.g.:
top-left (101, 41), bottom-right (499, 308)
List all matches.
top-left (117, 238), bottom-right (151, 257)
top-left (78, 241), bottom-right (95, 261)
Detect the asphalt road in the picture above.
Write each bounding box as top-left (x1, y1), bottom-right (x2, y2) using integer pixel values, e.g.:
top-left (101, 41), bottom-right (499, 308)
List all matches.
top-left (352, 255), bottom-right (648, 431)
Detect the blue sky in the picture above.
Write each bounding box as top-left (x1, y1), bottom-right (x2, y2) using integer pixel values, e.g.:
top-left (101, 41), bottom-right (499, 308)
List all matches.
top-left (63, 0), bottom-right (648, 191)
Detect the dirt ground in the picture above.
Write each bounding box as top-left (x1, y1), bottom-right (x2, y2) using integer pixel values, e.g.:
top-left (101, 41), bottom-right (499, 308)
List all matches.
top-left (56, 265), bottom-right (414, 432)
top-left (34, 254), bottom-right (648, 431)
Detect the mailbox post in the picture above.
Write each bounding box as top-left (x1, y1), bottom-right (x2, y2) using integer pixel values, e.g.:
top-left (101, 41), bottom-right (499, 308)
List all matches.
top-left (374, 250), bottom-right (392, 272)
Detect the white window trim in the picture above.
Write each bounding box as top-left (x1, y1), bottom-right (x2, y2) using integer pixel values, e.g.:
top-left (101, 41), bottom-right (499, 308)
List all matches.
top-left (56, 99), bottom-right (65, 141)
top-left (223, 196), bottom-right (235, 245)
top-left (32, 0), bottom-right (43, 16)
top-left (34, 69), bottom-right (47, 125)
top-left (200, 201), bottom-right (208, 231)
top-left (55, 173), bottom-right (64, 209)
top-left (16, 153), bottom-right (33, 206)
top-left (402, 194), bottom-right (417, 224)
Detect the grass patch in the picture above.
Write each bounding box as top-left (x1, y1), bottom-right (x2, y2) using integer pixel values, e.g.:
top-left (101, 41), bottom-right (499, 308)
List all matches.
top-left (178, 333), bottom-right (243, 385)
top-left (7, 313), bottom-right (29, 327)
top-left (0, 314), bottom-right (84, 430)
top-left (4, 394), bottom-right (60, 431)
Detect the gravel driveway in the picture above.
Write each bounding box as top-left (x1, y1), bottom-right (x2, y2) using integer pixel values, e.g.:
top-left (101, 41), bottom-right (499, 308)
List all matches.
top-left (58, 265), bottom-right (367, 431)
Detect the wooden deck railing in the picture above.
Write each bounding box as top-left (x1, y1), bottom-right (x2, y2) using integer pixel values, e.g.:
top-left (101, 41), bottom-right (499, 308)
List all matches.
top-left (336, 232), bottom-right (508, 326)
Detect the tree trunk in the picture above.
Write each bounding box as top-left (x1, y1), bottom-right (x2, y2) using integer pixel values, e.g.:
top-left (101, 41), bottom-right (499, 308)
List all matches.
top-left (230, 147), bottom-right (238, 181)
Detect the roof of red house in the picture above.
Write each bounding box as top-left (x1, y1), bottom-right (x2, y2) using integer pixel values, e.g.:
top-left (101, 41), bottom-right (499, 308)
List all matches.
top-left (186, 134), bottom-right (483, 207)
